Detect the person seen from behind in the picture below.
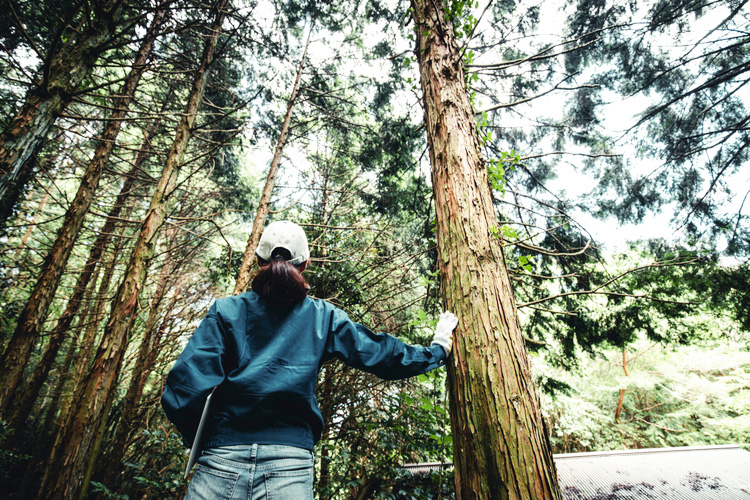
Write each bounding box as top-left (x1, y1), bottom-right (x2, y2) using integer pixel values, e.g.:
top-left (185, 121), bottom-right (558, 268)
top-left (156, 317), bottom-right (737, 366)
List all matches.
top-left (162, 220), bottom-right (459, 499)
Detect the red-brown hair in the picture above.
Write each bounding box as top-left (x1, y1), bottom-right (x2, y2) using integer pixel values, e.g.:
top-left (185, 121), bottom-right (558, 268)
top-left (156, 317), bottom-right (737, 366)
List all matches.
top-left (252, 247), bottom-right (310, 305)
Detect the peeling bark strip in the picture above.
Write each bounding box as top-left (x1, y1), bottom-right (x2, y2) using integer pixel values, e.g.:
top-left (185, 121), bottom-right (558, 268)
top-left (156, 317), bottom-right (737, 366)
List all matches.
top-left (409, 2), bottom-right (562, 499)
top-left (36, 2), bottom-right (227, 499)
top-left (0, 5), bottom-right (169, 420)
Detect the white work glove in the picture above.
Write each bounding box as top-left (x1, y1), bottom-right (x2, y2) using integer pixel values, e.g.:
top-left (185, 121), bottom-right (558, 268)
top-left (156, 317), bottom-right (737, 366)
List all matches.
top-left (431, 311), bottom-right (459, 355)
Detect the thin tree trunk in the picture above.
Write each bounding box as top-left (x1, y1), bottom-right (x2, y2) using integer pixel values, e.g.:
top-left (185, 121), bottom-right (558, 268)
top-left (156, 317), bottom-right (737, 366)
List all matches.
top-left (18, 203), bottom-right (130, 499)
top-left (57, 102), bottom-right (174, 418)
top-left (1, 139), bottom-right (62, 268)
top-left (101, 292), bottom-right (180, 492)
top-left (8, 159), bottom-right (142, 436)
top-left (409, 2), bottom-right (561, 499)
top-left (36, 3), bottom-right (227, 498)
top-left (58, 208), bottom-right (131, 429)
top-left (0, 0), bottom-right (124, 222)
top-left (0, 6), bottom-right (167, 417)
top-left (4, 259), bottom-right (104, 449)
top-left (15, 247), bottom-right (108, 496)
top-left (615, 389), bottom-right (627, 423)
top-left (314, 163), bottom-right (330, 267)
top-left (19, 192), bottom-right (50, 247)
top-left (615, 349), bottom-right (629, 423)
top-left (14, 302), bottom-right (89, 498)
top-left (233, 26), bottom-right (312, 294)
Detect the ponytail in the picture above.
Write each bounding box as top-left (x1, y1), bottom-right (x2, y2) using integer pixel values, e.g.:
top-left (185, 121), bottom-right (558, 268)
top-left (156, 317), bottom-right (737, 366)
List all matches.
top-left (252, 247), bottom-right (310, 305)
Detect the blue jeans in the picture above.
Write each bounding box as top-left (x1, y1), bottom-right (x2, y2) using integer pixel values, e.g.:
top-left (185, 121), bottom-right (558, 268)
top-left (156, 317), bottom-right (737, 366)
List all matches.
top-left (184, 444), bottom-right (314, 500)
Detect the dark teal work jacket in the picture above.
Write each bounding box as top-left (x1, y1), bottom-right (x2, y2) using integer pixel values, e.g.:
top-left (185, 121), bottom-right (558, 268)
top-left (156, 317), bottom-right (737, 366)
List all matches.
top-left (161, 291), bottom-right (447, 451)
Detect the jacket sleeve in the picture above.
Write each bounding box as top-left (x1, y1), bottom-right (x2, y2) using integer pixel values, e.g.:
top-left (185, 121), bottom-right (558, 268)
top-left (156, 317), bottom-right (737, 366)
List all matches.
top-left (161, 301), bottom-right (227, 447)
top-left (323, 306), bottom-right (447, 380)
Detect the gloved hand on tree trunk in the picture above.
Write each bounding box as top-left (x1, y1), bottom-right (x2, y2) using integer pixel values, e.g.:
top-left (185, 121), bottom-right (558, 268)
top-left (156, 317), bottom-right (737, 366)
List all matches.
top-left (431, 311), bottom-right (459, 355)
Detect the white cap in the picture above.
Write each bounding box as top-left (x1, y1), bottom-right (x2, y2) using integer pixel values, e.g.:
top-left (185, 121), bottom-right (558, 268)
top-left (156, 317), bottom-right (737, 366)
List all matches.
top-left (256, 220), bottom-right (310, 265)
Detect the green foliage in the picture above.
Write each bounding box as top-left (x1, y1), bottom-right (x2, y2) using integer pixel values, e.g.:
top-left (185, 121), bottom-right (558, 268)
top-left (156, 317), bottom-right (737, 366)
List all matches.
top-left (90, 481), bottom-right (129, 500)
top-left (561, 0), bottom-right (750, 255)
top-left (444, 0), bottom-right (480, 40)
top-left (0, 420), bottom-right (30, 484)
top-left (507, 235), bottom-right (750, 369)
top-left (315, 369), bottom-right (452, 500)
top-left (391, 469), bottom-right (456, 499)
top-left (539, 339), bottom-right (750, 453)
top-left (0, 286), bottom-right (24, 347)
top-left (486, 150), bottom-right (522, 197)
top-left (105, 427), bottom-right (187, 500)
top-left (206, 245), bottom-right (245, 288)
top-left (358, 117), bottom-right (431, 217)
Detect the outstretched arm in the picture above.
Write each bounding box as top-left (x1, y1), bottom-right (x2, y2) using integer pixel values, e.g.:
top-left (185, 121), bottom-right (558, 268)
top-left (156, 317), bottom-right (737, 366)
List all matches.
top-left (324, 307), bottom-right (459, 380)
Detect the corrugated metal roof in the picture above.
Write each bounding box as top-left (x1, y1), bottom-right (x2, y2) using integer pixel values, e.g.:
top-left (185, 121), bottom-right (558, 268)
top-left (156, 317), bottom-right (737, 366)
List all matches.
top-left (553, 444), bottom-right (750, 499)
top-left (401, 462), bottom-right (454, 474)
top-left (402, 445), bottom-right (750, 499)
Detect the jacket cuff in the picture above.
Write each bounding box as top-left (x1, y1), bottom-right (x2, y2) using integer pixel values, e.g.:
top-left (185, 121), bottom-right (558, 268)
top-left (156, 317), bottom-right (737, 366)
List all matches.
top-left (430, 342), bottom-right (449, 364)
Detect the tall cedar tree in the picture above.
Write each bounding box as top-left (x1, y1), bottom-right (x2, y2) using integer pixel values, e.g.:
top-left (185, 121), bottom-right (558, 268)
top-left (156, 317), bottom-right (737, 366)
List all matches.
top-left (409, 0), bottom-right (562, 498)
top-left (234, 26), bottom-right (311, 294)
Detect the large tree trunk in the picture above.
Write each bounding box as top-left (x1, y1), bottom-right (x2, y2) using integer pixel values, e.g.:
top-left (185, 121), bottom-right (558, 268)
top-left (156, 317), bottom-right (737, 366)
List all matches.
top-left (233, 28), bottom-right (311, 293)
top-left (36, 3), bottom-right (226, 498)
top-left (0, 5), bottom-right (168, 419)
top-left (97, 224), bottom-right (178, 486)
top-left (0, 0), bottom-right (124, 223)
top-left (409, 2), bottom-right (562, 499)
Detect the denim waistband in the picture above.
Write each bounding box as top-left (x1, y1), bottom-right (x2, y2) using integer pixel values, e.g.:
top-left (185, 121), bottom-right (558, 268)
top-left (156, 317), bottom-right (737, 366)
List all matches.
top-left (205, 425), bottom-right (315, 451)
top-left (201, 443), bottom-right (313, 469)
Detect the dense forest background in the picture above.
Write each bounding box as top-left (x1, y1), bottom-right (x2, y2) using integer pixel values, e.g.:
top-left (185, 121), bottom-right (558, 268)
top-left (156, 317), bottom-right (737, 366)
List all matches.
top-left (0, 0), bottom-right (748, 498)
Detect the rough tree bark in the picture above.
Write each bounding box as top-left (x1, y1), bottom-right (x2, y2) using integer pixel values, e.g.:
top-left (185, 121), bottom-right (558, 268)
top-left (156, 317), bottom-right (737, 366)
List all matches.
top-left (233, 27), bottom-right (311, 294)
top-left (97, 223), bottom-right (179, 486)
top-left (0, 5), bottom-right (168, 418)
top-left (409, 1), bottom-right (562, 499)
top-left (0, 0), bottom-right (125, 223)
top-left (35, 2), bottom-right (226, 498)
top-left (55, 106), bottom-right (173, 421)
